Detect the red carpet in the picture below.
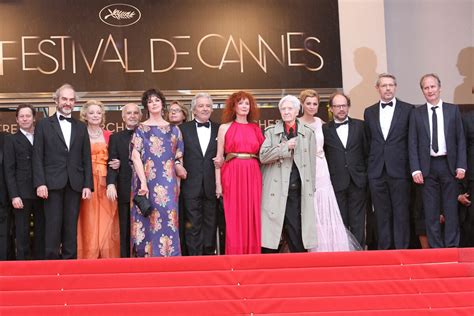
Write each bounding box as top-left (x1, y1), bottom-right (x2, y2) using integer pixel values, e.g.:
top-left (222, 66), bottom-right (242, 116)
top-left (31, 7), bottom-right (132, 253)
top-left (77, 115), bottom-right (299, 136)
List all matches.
top-left (1, 248), bottom-right (473, 315)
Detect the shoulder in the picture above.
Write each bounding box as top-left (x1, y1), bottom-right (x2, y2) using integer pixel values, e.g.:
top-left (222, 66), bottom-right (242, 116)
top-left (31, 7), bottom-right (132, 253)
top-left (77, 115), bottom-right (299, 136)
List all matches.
top-left (218, 122), bottom-right (232, 132)
top-left (364, 103), bottom-right (378, 114)
top-left (179, 121), bottom-right (194, 131)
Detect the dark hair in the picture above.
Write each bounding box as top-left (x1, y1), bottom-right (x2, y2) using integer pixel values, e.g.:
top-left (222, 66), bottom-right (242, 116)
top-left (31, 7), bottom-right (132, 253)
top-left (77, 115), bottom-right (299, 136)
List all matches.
top-left (329, 92), bottom-right (351, 107)
top-left (221, 91), bottom-right (259, 124)
top-left (141, 88), bottom-right (166, 117)
top-left (16, 103), bottom-right (36, 118)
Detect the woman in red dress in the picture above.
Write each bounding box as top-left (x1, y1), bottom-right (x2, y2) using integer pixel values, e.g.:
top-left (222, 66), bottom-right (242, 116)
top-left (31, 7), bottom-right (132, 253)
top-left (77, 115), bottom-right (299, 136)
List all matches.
top-left (215, 91), bottom-right (264, 254)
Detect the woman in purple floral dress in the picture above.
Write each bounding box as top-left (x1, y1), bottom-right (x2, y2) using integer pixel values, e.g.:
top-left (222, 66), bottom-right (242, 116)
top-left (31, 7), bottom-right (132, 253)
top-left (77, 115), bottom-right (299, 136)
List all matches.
top-left (130, 89), bottom-right (185, 257)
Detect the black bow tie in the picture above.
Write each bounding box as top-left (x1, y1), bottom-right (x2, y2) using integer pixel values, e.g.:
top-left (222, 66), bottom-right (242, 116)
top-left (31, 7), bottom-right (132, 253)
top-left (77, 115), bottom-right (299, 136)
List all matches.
top-left (196, 121), bottom-right (210, 128)
top-left (335, 120), bottom-right (349, 128)
top-left (127, 129), bottom-right (134, 136)
top-left (381, 101), bottom-right (393, 108)
top-left (59, 115), bottom-right (72, 122)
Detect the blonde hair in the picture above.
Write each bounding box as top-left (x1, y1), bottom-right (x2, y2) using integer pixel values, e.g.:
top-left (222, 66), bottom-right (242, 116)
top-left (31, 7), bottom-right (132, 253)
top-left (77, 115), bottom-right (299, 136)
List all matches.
top-left (298, 89), bottom-right (320, 105)
top-left (80, 100), bottom-right (106, 124)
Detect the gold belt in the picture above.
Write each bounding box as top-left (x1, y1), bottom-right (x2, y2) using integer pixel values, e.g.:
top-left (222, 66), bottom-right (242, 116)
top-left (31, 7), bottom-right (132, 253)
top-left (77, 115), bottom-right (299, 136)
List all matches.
top-left (225, 153), bottom-right (259, 162)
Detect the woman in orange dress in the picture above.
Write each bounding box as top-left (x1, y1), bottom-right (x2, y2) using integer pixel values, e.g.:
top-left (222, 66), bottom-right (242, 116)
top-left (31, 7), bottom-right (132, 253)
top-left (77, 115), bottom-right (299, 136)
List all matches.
top-left (77, 100), bottom-right (120, 258)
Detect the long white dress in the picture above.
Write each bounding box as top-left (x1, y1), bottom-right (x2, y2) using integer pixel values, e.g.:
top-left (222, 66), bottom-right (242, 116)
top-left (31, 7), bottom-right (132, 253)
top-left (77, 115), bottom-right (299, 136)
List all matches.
top-left (309, 117), bottom-right (360, 252)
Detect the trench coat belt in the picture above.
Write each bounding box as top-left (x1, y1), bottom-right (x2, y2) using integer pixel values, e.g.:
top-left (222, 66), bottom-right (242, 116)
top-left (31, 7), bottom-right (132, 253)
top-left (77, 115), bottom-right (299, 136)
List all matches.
top-left (225, 152), bottom-right (259, 162)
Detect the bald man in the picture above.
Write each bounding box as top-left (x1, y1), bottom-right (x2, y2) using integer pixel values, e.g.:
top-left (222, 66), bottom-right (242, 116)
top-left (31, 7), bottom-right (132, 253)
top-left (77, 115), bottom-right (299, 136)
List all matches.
top-left (106, 103), bottom-right (142, 257)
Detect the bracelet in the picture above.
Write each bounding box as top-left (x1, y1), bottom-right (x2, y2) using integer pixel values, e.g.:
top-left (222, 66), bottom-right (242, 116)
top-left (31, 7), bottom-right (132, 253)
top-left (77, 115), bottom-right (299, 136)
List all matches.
top-left (175, 160), bottom-right (181, 165)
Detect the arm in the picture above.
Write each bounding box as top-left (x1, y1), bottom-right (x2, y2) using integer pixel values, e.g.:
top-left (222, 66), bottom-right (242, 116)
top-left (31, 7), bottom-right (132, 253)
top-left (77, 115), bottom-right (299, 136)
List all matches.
top-left (3, 136), bottom-right (22, 209)
top-left (82, 125), bottom-right (93, 199)
top-left (32, 120), bottom-right (48, 199)
top-left (408, 110), bottom-right (423, 184)
top-left (106, 134), bottom-right (119, 201)
top-left (259, 127), bottom-right (292, 164)
top-left (131, 147), bottom-right (148, 196)
top-left (215, 123), bottom-right (230, 198)
top-left (454, 106), bottom-right (467, 179)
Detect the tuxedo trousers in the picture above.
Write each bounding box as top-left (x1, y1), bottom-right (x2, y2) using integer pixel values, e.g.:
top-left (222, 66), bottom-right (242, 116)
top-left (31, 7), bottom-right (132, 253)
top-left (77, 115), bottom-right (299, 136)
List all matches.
top-left (14, 198), bottom-right (45, 260)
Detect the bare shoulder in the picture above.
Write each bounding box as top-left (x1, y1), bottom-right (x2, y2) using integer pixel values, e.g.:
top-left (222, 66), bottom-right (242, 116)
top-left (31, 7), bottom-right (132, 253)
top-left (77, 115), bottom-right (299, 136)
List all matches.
top-left (218, 122), bottom-right (232, 133)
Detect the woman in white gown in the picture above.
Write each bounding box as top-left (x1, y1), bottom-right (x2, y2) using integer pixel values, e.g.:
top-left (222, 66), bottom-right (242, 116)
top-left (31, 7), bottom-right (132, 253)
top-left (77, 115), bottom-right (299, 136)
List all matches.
top-left (298, 89), bottom-right (360, 252)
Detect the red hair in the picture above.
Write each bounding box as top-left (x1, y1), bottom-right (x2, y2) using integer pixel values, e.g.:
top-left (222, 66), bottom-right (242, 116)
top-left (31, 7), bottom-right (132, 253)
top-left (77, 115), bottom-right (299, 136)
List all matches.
top-left (221, 91), bottom-right (260, 124)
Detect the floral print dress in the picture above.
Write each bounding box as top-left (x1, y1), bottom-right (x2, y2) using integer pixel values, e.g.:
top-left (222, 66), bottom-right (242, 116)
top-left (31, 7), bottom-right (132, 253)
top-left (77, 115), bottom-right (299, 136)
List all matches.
top-left (130, 123), bottom-right (183, 257)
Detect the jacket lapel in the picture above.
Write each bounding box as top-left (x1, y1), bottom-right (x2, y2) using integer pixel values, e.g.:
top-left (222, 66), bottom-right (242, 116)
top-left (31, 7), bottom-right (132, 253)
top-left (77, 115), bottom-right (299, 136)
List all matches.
top-left (50, 115), bottom-right (67, 148)
top-left (204, 121), bottom-right (218, 158)
top-left (345, 118), bottom-right (355, 148)
top-left (373, 105), bottom-right (384, 139)
top-left (328, 120), bottom-right (345, 149)
top-left (386, 99), bottom-right (402, 139)
top-left (421, 104), bottom-right (430, 138)
top-left (442, 102), bottom-right (450, 141)
top-left (190, 121), bottom-right (204, 158)
top-left (16, 131), bottom-right (32, 148)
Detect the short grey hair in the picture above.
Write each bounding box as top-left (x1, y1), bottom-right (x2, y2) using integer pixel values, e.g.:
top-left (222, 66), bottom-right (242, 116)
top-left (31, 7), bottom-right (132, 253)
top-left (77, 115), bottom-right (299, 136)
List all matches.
top-left (121, 102), bottom-right (142, 116)
top-left (53, 83), bottom-right (76, 101)
top-left (191, 92), bottom-right (213, 111)
top-left (278, 95), bottom-right (300, 112)
top-left (376, 73), bottom-right (397, 87)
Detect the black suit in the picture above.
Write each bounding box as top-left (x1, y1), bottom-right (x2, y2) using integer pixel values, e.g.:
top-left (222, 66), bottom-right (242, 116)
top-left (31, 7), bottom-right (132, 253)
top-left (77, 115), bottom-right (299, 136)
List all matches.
top-left (409, 102), bottom-right (467, 248)
top-left (33, 114), bottom-right (93, 259)
top-left (4, 131), bottom-right (45, 259)
top-left (0, 132), bottom-right (13, 260)
top-left (364, 99), bottom-right (413, 249)
top-left (323, 118), bottom-right (368, 246)
top-left (179, 120), bottom-right (219, 255)
top-left (106, 129), bottom-right (134, 257)
top-left (460, 111), bottom-right (474, 247)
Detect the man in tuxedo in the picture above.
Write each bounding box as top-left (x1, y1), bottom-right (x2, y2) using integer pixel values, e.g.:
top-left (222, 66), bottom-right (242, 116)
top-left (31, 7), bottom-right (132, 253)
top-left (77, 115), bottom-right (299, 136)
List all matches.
top-left (409, 73), bottom-right (466, 248)
top-left (324, 92), bottom-right (368, 247)
top-left (106, 103), bottom-right (142, 257)
top-left (4, 104), bottom-right (45, 260)
top-left (0, 130), bottom-right (13, 260)
top-left (179, 93), bottom-right (219, 255)
top-left (364, 73), bottom-right (413, 249)
top-left (33, 84), bottom-right (93, 259)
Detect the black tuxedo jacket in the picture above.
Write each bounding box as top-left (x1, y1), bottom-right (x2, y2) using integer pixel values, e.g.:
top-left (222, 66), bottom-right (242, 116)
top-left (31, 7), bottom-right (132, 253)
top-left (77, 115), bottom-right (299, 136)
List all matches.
top-left (3, 131), bottom-right (36, 199)
top-left (463, 111), bottom-right (474, 181)
top-left (364, 99), bottom-right (413, 179)
top-left (323, 118), bottom-right (368, 192)
top-left (33, 115), bottom-right (93, 193)
top-left (409, 102), bottom-right (467, 176)
top-left (179, 120), bottom-right (219, 199)
top-left (106, 129), bottom-right (133, 203)
top-left (0, 132), bottom-right (8, 207)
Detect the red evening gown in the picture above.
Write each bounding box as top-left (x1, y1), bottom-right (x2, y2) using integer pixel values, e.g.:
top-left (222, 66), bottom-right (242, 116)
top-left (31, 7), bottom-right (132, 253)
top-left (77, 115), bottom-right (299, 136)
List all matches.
top-left (221, 121), bottom-right (264, 254)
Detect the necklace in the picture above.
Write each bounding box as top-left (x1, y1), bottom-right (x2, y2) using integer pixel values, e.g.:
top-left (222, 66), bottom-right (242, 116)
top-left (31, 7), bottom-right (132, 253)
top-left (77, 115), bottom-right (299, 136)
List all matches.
top-left (88, 128), bottom-right (102, 139)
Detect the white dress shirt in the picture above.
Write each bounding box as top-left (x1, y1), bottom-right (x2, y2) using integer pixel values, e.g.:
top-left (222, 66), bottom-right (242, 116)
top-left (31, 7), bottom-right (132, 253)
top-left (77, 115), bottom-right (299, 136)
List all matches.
top-left (427, 100), bottom-right (447, 156)
top-left (334, 118), bottom-right (349, 148)
top-left (196, 120), bottom-right (211, 156)
top-left (19, 128), bottom-right (34, 145)
top-left (57, 111), bottom-right (72, 150)
top-left (379, 98), bottom-right (396, 140)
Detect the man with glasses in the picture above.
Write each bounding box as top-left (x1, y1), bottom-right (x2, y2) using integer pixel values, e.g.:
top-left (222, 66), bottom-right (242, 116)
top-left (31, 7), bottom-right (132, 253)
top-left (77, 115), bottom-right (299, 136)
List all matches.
top-left (323, 92), bottom-right (368, 247)
top-left (364, 73), bottom-right (413, 250)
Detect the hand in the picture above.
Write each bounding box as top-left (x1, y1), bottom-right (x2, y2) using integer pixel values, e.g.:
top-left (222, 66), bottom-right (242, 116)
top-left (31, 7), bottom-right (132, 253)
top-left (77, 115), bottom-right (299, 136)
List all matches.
top-left (82, 188), bottom-right (92, 199)
top-left (213, 155), bottom-right (224, 169)
top-left (455, 169), bottom-right (465, 180)
top-left (106, 184), bottom-right (118, 201)
top-left (412, 173), bottom-right (424, 184)
top-left (458, 193), bottom-right (471, 206)
top-left (139, 184), bottom-right (149, 197)
top-left (175, 164), bottom-right (187, 179)
top-left (216, 183), bottom-right (222, 198)
top-left (108, 159), bottom-right (120, 170)
top-left (37, 185), bottom-right (48, 199)
top-left (12, 197), bottom-right (23, 209)
top-left (440, 214), bottom-right (445, 224)
top-left (287, 138), bottom-right (297, 150)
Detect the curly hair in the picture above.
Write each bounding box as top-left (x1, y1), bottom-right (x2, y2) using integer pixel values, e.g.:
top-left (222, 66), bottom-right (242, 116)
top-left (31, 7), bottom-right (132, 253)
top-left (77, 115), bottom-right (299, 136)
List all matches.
top-left (80, 100), bottom-right (105, 124)
top-left (221, 91), bottom-right (260, 124)
top-left (141, 88), bottom-right (167, 118)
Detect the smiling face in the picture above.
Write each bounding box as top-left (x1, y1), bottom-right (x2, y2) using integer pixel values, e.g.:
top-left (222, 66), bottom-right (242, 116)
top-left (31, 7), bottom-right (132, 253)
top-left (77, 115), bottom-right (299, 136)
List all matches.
top-left (193, 97), bottom-right (213, 122)
top-left (56, 87), bottom-right (76, 116)
top-left (16, 107), bottom-right (35, 131)
top-left (302, 96), bottom-right (319, 117)
top-left (122, 103), bottom-right (141, 129)
top-left (85, 104), bottom-right (103, 126)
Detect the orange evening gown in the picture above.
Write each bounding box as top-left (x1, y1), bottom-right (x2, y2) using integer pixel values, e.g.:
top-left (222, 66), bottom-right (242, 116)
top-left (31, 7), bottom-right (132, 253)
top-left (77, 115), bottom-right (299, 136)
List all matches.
top-left (77, 141), bottom-right (120, 259)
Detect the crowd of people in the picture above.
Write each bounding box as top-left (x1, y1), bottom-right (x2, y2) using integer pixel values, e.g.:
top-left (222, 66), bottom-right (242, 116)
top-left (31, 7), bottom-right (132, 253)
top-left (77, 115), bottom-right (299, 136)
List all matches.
top-left (0, 72), bottom-right (472, 260)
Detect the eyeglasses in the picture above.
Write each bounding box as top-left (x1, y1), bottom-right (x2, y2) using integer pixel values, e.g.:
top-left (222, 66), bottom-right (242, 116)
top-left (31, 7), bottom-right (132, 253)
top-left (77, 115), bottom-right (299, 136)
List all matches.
top-left (169, 109), bottom-right (183, 114)
top-left (331, 104), bottom-right (348, 109)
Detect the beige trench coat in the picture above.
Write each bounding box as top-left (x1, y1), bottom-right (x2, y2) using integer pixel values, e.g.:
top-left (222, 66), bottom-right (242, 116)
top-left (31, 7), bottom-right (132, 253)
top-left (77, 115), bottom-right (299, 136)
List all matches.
top-left (259, 119), bottom-right (317, 249)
